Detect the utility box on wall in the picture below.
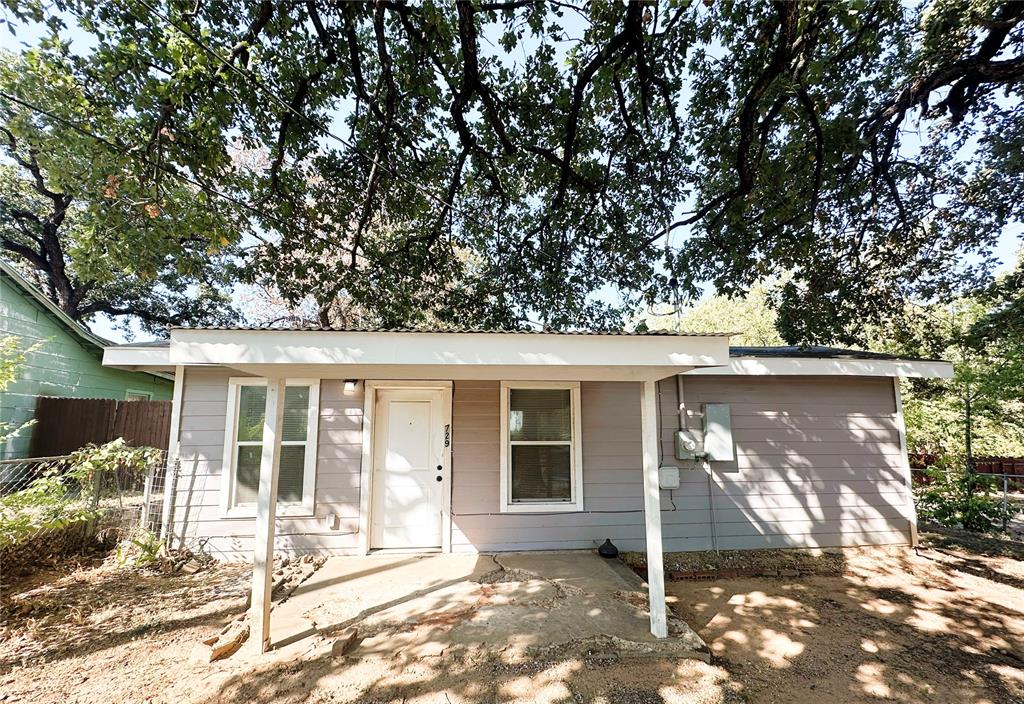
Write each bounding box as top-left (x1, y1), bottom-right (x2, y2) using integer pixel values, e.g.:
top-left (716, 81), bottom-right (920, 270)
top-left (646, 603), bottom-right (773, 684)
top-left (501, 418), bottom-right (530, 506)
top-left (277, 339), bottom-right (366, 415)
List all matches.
top-left (658, 465), bottom-right (680, 489)
top-left (674, 429), bottom-right (702, 460)
top-left (702, 404), bottom-right (734, 461)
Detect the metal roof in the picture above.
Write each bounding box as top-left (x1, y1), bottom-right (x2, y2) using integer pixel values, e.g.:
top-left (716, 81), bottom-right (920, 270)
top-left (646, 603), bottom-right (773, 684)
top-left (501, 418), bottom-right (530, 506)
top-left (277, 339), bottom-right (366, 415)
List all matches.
top-left (120, 337), bottom-right (931, 363)
top-left (168, 325), bottom-right (729, 337)
top-left (730, 345), bottom-right (942, 363)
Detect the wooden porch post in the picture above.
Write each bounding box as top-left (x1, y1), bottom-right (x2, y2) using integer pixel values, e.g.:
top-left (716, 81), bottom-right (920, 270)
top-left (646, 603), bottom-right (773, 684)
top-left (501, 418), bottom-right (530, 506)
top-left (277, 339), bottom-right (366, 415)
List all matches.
top-left (250, 377), bottom-right (286, 654)
top-left (640, 378), bottom-right (668, 638)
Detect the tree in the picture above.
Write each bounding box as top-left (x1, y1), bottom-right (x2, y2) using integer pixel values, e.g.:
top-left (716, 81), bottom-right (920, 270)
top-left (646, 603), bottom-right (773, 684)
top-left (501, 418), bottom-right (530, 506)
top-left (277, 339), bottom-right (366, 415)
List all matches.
top-left (4, 1), bottom-right (1022, 335)
top-left (0, 50), bottom-right (240, 335)
top-left (882, 259), bottom-right (1024, 462)
top-left (640, 282), bottom-right (786, 346)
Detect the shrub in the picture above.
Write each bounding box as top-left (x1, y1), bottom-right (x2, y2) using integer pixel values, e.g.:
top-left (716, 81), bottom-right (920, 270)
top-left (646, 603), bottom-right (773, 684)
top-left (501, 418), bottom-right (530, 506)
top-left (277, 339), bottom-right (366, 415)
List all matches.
top-left (914, 459), bottom-right (1008, 533)
top-left (0, 439), bottom-right (161, 548)
top-left (115, 529), bottom-right (165, 567)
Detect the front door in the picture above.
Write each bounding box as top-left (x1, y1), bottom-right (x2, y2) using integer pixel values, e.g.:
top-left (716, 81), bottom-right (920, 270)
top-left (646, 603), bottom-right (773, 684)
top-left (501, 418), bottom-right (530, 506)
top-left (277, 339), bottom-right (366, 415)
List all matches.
top-left (370, 388), bottom-right (446, 549)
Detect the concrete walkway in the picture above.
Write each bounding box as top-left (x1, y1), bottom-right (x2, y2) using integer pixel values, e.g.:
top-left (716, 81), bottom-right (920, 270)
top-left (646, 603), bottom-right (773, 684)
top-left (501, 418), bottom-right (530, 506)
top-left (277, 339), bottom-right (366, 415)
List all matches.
top-left (270, 551), bottom-right (708, 663)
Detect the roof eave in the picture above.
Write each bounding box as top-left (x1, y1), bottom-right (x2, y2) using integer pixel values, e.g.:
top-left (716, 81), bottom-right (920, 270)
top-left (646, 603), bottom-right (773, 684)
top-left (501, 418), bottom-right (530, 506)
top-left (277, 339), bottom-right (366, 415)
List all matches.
top-left (685, 356), bottom-right (954, 379)
top-left (1, 260), bottom-right (111, 351)
top-left (102, 328), bottom-right (732, 380)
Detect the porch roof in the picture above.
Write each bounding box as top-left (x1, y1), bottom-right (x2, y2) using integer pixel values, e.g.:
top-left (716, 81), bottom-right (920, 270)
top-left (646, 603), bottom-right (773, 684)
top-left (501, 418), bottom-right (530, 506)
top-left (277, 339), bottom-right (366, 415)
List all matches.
top-left (102, 327), bottom-right (732, 382)
top-left (102, 330), bottom-right (953, 380)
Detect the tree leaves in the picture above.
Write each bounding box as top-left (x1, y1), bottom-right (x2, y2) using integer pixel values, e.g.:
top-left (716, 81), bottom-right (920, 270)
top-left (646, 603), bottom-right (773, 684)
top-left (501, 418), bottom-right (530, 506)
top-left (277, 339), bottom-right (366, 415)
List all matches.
top-left (3, 1), bottom-right (1022, 338)
top-left (0, 49), bottom-right (240, 335)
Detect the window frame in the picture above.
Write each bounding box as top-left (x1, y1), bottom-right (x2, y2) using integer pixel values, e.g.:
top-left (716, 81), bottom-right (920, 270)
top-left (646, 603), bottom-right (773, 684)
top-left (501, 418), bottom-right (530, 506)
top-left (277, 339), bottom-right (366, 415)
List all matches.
top-left (220, 377), bottom-right (320, 519)
top-left (499, 381), bottom-right (584, 513)
top-left (124, 389), bottom-right (152, 401)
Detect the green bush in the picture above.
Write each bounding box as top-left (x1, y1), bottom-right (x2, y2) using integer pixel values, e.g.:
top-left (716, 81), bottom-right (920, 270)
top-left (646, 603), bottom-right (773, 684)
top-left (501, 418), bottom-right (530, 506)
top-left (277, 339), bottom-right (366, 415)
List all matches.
top-left (115, 529), bottom-right (165, 567)
top-left (0, 439), bottom-right (161, 548)
top-left (915, 460), bottom-right (1008, 533)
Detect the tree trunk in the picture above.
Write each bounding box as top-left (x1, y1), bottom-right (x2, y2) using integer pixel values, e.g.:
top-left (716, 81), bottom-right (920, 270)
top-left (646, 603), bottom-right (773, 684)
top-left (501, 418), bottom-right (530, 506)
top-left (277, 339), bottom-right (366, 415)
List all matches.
top-left (964, 391), bottom-right (975, 474)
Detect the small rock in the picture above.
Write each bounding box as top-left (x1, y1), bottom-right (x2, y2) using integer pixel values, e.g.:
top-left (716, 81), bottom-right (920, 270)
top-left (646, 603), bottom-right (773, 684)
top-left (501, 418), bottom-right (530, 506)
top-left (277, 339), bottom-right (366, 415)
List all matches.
top-left (180, 560), bottom-right (201, 575)
top-left (209, 623), bottom-right (249, 662)
top-left (330, 628), bottom-right (359, 657)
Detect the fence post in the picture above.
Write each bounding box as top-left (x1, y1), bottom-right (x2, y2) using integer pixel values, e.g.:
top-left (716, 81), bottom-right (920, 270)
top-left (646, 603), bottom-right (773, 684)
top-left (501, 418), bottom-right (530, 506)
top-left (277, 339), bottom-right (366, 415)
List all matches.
top-left (159, 458), bottom-right (177, 542)
top-left (159, 364), bottom-right (185, 545)
top-left (140, 464), bottom-right (155, 530)
top-left (1004, 474), bottom-right (1010, 532)
top-left (90, 464), bottom-right (102, 509)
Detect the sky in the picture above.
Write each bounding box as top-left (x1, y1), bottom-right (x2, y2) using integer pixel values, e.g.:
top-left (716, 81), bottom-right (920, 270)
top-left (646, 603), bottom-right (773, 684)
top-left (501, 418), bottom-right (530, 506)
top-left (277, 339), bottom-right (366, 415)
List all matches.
top-left (2, 5), bottom-right (1021, 344)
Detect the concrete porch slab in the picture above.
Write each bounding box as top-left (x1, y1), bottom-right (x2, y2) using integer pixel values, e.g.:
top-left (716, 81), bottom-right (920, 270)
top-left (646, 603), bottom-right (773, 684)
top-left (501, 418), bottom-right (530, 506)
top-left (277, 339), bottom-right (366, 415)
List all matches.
top-left (270, 551), bottom-right (708, 664)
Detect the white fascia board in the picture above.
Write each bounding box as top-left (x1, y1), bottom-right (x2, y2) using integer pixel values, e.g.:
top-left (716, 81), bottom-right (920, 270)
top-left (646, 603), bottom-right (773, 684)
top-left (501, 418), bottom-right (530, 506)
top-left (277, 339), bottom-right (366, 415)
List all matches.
top-left (221, 363), bottom-right (695, 382)
top-left (167, 329), bottom-right (730, 369)
top-left (685, 356), bottom-right (954, 379)
top-left (102, 345), bottom-right (172, 369)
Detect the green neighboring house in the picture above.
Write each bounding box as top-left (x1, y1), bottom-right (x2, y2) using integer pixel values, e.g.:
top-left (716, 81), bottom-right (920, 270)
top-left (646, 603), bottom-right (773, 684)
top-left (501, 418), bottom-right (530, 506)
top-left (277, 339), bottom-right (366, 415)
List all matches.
top-left (0, 260), bottom-right (173, 459)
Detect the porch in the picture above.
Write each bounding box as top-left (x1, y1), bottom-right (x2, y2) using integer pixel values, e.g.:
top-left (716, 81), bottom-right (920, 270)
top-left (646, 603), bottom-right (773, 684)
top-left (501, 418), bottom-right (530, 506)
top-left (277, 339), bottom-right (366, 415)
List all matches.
top-left (103, 327), bottom-right (736, 652)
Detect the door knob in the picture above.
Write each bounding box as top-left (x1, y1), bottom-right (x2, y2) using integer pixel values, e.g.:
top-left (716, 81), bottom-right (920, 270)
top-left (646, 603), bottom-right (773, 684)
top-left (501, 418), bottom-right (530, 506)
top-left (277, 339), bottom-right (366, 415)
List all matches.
top-left (435, 475), bottom-right (442, 482)
top-left (436, 465), bottom-right (442, 471)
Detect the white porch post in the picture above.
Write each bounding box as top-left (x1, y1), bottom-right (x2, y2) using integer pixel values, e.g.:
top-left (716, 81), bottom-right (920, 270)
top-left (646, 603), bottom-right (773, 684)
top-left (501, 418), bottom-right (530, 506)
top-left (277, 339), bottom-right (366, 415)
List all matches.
top-left (250, 377), bottom-right (286, 654)
top-left (640, 378), bottom-right (668, 638)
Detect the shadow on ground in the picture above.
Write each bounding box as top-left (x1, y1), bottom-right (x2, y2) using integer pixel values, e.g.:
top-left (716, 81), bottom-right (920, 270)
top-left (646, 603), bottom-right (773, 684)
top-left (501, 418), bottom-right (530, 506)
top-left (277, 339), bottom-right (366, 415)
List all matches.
top-left (3, 533), bottom-right (1022, 704)
top-left (668, 541), bottom-right (1024, 704)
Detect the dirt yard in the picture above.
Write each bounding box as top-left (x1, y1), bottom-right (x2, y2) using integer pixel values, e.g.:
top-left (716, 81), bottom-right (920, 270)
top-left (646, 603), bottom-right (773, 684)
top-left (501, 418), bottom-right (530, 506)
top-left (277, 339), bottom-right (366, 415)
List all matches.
top-left (666, 532), bottom-right (1024, 704)
top-left (0, 530), bottom-right (1021, 704)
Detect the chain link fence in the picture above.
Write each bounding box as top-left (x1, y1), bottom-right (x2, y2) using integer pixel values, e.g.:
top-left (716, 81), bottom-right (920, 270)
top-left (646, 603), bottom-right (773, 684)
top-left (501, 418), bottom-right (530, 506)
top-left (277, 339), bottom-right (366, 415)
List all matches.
top-left (0, 450), bottom-right (169, 578)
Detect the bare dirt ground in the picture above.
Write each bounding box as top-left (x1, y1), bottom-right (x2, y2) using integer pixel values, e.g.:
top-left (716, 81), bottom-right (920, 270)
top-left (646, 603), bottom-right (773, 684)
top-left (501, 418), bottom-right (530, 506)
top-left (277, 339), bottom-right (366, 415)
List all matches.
top-left (0, 530), bottom-right (1021, 704)
top-left (667, 532), bottom-right (1024, 704)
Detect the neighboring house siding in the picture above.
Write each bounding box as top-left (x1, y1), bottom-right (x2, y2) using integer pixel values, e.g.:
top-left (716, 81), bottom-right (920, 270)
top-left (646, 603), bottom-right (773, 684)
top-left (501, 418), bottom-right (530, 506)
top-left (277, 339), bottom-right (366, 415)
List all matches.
top-left (170, 369), bottom-right (362, 559)
top-left (169, 373), bottom-right (912, 558)
top-left (0, 273), bottom-right (172, 459)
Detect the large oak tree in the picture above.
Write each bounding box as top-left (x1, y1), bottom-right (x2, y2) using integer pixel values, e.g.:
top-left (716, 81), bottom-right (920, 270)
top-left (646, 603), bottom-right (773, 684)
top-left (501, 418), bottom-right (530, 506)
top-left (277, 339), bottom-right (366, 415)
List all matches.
top-left (2, 0), bottom-right (1021, 340)
top-left (0, 51), bottom-right (240, 334)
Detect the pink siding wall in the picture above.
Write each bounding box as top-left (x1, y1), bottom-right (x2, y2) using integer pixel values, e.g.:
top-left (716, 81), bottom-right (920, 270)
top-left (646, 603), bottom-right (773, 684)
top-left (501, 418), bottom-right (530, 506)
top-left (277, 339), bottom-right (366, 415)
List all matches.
top-left (449, 376), bottom-right (911, 552)
top-left (170, 369), bottom-right (363, 559)
top-left (169, 371), bottom-right (913, 558)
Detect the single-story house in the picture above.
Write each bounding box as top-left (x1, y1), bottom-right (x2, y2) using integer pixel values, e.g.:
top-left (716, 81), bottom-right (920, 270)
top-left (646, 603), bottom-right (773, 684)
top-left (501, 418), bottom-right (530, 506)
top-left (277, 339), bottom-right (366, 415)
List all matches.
top-left (0, 260), bottom-right (173, 459)
top-left (102, 326), bottom-right (952, 648)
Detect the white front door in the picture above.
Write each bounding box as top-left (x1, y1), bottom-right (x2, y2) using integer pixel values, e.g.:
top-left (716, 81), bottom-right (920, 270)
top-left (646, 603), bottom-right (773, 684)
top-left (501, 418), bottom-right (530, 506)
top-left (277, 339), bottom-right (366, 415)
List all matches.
top-left (370, 388), bottom-right (446, 549)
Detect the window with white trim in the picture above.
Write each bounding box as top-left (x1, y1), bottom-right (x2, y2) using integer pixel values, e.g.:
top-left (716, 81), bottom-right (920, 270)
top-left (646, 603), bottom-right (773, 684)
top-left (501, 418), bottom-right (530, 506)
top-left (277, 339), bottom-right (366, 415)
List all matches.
top-left (499, 381), bottom-right (583, 513)
top-left (221, 378), bottom-right (319, 517)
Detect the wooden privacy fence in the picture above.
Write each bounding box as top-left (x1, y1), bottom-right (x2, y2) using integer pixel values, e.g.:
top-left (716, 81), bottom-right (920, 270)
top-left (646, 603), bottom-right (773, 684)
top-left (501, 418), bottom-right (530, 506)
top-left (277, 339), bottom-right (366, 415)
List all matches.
top-left (975, 457), bottom-right (1024, 477)
top-left (29, 397), bottom-right (172, 456)
top-left (910, 453), bottom-right (1024, 476)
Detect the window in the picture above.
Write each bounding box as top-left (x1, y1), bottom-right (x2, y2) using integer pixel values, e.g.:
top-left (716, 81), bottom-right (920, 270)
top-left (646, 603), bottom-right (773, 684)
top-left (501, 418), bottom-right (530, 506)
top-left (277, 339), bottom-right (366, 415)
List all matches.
top-left (125, 390), bottom-right (152, 401)
top-left (221, 378), bottom-right (319, 517)
top-left (499, 381), bottom-right (583, 513)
